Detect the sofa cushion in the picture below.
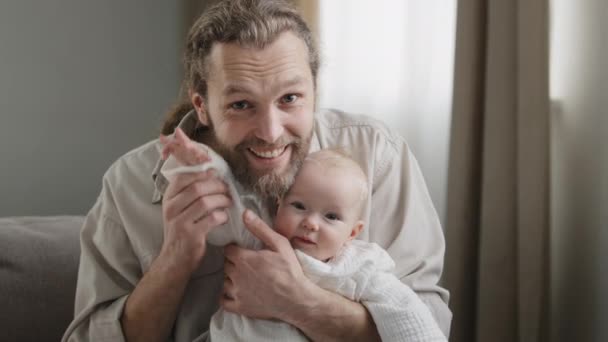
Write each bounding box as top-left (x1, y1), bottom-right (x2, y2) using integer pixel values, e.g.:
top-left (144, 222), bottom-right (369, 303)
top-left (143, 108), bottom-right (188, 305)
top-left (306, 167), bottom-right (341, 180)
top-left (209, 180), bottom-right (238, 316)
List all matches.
top-left (0, 216), bottom-right (84, 342)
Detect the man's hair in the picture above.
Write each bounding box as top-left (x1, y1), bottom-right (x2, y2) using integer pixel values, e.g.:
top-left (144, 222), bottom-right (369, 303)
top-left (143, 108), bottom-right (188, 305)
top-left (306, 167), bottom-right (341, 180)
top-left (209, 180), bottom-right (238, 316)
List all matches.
top-left (161, 0), bottom-right (319, 135)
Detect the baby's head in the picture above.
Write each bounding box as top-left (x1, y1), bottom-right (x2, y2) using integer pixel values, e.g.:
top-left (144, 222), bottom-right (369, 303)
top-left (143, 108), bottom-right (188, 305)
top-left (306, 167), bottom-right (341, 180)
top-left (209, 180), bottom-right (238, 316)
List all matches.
top-left (274, 149), bottom-right (368, 262)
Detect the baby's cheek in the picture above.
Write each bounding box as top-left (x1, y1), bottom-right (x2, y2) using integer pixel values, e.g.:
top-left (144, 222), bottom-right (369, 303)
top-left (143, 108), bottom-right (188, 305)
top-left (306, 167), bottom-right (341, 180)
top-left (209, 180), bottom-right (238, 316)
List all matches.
top-left (273, 211), bottom-right (298, 239)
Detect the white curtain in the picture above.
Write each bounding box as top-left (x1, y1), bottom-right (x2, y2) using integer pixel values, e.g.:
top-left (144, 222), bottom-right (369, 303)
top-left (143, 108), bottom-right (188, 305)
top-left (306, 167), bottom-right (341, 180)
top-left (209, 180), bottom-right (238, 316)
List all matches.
top-left (316, 0), bottom-right (457, 223)
top-left (550, 0), bottom-right (608, 341)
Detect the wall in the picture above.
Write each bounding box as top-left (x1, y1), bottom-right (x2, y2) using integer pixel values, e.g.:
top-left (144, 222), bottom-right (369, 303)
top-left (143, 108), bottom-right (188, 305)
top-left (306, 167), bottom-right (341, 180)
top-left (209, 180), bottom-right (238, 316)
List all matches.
top-left (0, 0), bottom-right (183, 216)
top-left (550, 0), bottom-right (608, 341)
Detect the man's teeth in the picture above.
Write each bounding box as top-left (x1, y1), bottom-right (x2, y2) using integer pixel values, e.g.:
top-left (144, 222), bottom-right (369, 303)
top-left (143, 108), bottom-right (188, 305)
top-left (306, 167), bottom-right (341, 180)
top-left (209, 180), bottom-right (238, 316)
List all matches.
top-left (249, 146), bottom-right (285, 158)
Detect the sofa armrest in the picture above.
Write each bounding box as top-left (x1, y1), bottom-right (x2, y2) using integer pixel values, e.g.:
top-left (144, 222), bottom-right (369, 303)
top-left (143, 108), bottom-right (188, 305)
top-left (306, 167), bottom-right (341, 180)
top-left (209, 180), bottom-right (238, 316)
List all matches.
top-left (0, 216), bottom-right (84, 342)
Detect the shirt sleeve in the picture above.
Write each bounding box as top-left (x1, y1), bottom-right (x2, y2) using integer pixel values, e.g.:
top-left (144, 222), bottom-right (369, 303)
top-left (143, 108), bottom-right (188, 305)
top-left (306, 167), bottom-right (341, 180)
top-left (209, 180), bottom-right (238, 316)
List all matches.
top-left (368, 135), bottom-right (452, 337)
top-left (61, 177), bottom-right (142, 342)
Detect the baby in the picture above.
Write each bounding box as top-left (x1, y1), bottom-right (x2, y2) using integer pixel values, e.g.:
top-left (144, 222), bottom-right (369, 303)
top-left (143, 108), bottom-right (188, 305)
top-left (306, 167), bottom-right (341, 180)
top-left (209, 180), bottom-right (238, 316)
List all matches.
top-left (160, 129), bottom-right (446, 342)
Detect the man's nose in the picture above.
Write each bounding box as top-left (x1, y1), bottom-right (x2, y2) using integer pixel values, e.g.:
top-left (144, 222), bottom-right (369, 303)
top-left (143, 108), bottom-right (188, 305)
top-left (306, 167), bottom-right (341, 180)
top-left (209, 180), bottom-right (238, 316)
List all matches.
top-left (255, 105), bottom-right (285, 143)
top-left (302, 216), bottom-right (320, 232)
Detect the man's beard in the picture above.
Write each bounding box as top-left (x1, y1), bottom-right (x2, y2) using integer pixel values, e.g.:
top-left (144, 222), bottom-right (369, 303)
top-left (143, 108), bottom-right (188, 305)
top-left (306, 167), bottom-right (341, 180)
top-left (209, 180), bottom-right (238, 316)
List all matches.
top-left (204, 128), bottom-right (311, 201)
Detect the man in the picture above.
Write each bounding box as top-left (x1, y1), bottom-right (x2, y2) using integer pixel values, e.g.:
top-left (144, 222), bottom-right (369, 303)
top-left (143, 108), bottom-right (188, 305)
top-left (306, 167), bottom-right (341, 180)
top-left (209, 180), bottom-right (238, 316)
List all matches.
top-left (62, 1), bottom-right (451, 341)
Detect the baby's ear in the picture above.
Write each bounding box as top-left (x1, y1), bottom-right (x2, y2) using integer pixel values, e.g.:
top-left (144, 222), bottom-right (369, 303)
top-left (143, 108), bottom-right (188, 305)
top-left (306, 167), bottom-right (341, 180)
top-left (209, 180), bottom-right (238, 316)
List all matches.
top-left (348, 221), bottom-right (365, 241)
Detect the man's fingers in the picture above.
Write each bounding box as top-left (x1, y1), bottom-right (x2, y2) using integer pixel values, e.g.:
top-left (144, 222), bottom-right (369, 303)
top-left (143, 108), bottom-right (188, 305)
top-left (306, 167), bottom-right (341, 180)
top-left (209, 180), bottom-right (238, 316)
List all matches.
top-left (223, 274), bottom-right (235, 297)
top-left (224, 244), bottom-right (260, 265)
top-left (193, 209), bottom-right (229, 231)
top-left (223, 258), bottom-right (236, 276)
top-left (242, 209), bottom-right (284, 251)
top-left (164, 182), bottom-right (228, 220)
top-left (164, 170), bottom-right (216, 201)
top-left (173, 128), bottom-right (210, 165)
top-left (220, 271), bottom-right (238, 311)
top-left (180, 178), bottom-right (229, 203)
top-left (220, 295), bottom-right (238, 313)
top-left (174, 127), bottom-right (189, 144)
top-left (161, 145), bottom-right (175, 161)
top-left (223, 244), bottom-right (240, 263)
top-left (159, 134), bottom-right (170, 146)
top-left (174, 146), bottom-right (209, 166)
top-left (178, 194), bottom-right (231, 222)
top-left (159, 128), bottom-right (211, 164)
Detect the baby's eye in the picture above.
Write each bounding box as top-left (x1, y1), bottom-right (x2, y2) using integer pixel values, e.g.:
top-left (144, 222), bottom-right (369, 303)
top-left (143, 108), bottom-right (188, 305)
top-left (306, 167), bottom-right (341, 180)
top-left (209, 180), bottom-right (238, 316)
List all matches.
top-left (230, 100), bottom-right (251, 110)
top-left (325, 212), bottom-right (340, 221)
top-left (290, 201), bottom-right (306, 210)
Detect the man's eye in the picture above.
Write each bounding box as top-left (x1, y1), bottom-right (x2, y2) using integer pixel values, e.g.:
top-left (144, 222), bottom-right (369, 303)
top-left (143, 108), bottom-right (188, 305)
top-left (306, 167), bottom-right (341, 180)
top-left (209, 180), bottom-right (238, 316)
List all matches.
top-left (291, 201), bottom-right (305, 210)
top-left (230, 101), bottom-right (250, 110)
top-left (325, 212), bottom-right (340, 221)
top-left (281, 94), bottom-right (298, 104)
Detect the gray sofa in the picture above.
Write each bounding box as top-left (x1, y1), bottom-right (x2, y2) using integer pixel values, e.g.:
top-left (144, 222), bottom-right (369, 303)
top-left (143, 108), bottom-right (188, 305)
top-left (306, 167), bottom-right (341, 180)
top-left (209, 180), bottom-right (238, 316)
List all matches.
top-left (0, 216), bottom-right (84, 342)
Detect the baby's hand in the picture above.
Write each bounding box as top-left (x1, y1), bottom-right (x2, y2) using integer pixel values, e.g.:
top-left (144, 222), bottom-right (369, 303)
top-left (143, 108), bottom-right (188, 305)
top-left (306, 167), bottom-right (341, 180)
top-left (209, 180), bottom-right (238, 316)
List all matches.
top-left (159, 127), bottom-right (210, 166)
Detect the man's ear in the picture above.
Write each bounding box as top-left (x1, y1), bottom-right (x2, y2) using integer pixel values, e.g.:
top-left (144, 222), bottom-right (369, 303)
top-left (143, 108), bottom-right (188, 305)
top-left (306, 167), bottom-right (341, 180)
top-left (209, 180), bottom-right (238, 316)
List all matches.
top-left (348, 221), bottom-right (364, 241)
top-left (190, 91), bottom-right (209, 126)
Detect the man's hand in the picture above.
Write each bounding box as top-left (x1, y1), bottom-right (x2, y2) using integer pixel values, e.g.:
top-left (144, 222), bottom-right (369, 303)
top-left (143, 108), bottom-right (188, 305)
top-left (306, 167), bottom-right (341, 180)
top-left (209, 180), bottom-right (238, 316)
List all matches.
top-left (159, 127), bottom-right (209, 166)
top-left (159, 133), bottom-right (232, 272)
top-left (160, 169), bottom-right (231, 272)
top-left (221, 210), bottom-right (312, 321)
top-left (221, 210), bottom-right (381, 342)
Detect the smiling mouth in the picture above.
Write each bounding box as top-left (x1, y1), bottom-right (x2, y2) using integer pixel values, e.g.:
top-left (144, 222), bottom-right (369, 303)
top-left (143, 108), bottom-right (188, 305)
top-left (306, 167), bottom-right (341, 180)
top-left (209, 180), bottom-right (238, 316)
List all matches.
top-left (247, 145), bottom-right (288, 159)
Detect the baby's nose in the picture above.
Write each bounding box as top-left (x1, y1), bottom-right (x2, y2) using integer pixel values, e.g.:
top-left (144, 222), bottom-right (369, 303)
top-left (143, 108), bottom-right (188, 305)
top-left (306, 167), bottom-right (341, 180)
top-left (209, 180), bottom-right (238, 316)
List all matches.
top-left (302, 217), bottom-right (320, 231)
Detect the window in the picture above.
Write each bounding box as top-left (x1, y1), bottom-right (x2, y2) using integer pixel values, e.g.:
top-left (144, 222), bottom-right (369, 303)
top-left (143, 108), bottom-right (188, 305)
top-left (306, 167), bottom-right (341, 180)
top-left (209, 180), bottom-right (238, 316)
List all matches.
top-left (317, 0), bottom-right (457, 222)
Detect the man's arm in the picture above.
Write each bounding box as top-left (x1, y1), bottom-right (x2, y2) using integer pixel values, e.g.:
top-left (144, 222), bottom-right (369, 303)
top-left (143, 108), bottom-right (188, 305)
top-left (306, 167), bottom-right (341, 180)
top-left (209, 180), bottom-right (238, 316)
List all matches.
top-left (63, 158), bottom-right (231, 342)
top-left (120, 249), bottom-right (194, 342)
top-left (121, 165), bottom-right (231, 341)
top-left (221, 210), bottom-right (381, 342)
top-left (288, 281), bottom-right (381, 342)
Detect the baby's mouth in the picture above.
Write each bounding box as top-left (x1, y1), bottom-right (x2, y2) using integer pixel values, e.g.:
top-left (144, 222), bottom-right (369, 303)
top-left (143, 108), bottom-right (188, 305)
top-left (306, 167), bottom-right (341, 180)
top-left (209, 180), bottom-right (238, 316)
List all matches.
top-left (293, 236), bottom-right (316, 245)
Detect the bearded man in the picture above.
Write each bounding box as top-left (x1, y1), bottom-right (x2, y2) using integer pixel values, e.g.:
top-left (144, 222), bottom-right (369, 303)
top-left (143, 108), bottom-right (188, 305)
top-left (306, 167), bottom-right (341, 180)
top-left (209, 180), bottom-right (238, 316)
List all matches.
top-left (63, 1), bottom-right (451, 341)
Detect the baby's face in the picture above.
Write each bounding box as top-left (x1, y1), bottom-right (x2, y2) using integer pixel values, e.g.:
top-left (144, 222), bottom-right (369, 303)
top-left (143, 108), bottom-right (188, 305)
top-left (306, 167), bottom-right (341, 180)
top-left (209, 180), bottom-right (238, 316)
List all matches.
top-left (274, 161), bottom-right (364, 261)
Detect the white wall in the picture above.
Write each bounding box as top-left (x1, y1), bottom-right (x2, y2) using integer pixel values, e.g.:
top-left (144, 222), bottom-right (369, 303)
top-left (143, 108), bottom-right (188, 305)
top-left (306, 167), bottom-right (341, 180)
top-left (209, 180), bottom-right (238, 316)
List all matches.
top-left (550, 0), bottom-right (608, 341)
top-left (0, 0), bottom-right (183, 216)
top-left (317, 0), bottom-right (457, 224)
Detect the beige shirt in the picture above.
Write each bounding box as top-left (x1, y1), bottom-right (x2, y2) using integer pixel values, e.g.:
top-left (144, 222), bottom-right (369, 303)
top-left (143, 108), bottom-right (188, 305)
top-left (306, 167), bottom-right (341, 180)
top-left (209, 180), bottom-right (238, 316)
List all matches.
top-left (62, 109), bottom-right (451, 342)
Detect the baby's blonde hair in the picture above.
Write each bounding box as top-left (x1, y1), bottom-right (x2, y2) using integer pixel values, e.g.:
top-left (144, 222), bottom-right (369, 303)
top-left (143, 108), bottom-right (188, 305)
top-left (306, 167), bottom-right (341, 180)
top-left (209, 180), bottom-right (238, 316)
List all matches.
top-left (304, 148), bottom-right (369, 216)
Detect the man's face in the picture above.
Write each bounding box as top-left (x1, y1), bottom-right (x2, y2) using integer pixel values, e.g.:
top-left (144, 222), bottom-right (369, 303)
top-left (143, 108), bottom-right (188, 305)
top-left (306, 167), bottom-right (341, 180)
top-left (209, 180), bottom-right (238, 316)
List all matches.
top-left (195, 31), bottom-right (315, 198)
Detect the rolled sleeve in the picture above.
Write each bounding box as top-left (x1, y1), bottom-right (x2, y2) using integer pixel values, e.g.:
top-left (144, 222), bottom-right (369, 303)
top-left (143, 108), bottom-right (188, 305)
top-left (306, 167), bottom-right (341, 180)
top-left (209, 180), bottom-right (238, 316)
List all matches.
top-left (87, 294), bottom-right (129, 342)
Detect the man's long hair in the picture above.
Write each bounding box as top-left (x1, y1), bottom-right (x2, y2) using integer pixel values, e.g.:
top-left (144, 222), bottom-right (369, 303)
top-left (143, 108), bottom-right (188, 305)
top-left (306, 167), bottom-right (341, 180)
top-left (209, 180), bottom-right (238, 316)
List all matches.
top-left (161, 0), bottom-right (319, 136)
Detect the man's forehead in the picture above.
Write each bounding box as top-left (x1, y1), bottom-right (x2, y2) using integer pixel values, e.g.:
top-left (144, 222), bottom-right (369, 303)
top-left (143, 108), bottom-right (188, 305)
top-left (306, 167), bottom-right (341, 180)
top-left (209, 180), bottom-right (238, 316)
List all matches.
top-left (207, 32), bottom-right (311, 79)
top-left (221, 75), bottom-right (308, 96)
